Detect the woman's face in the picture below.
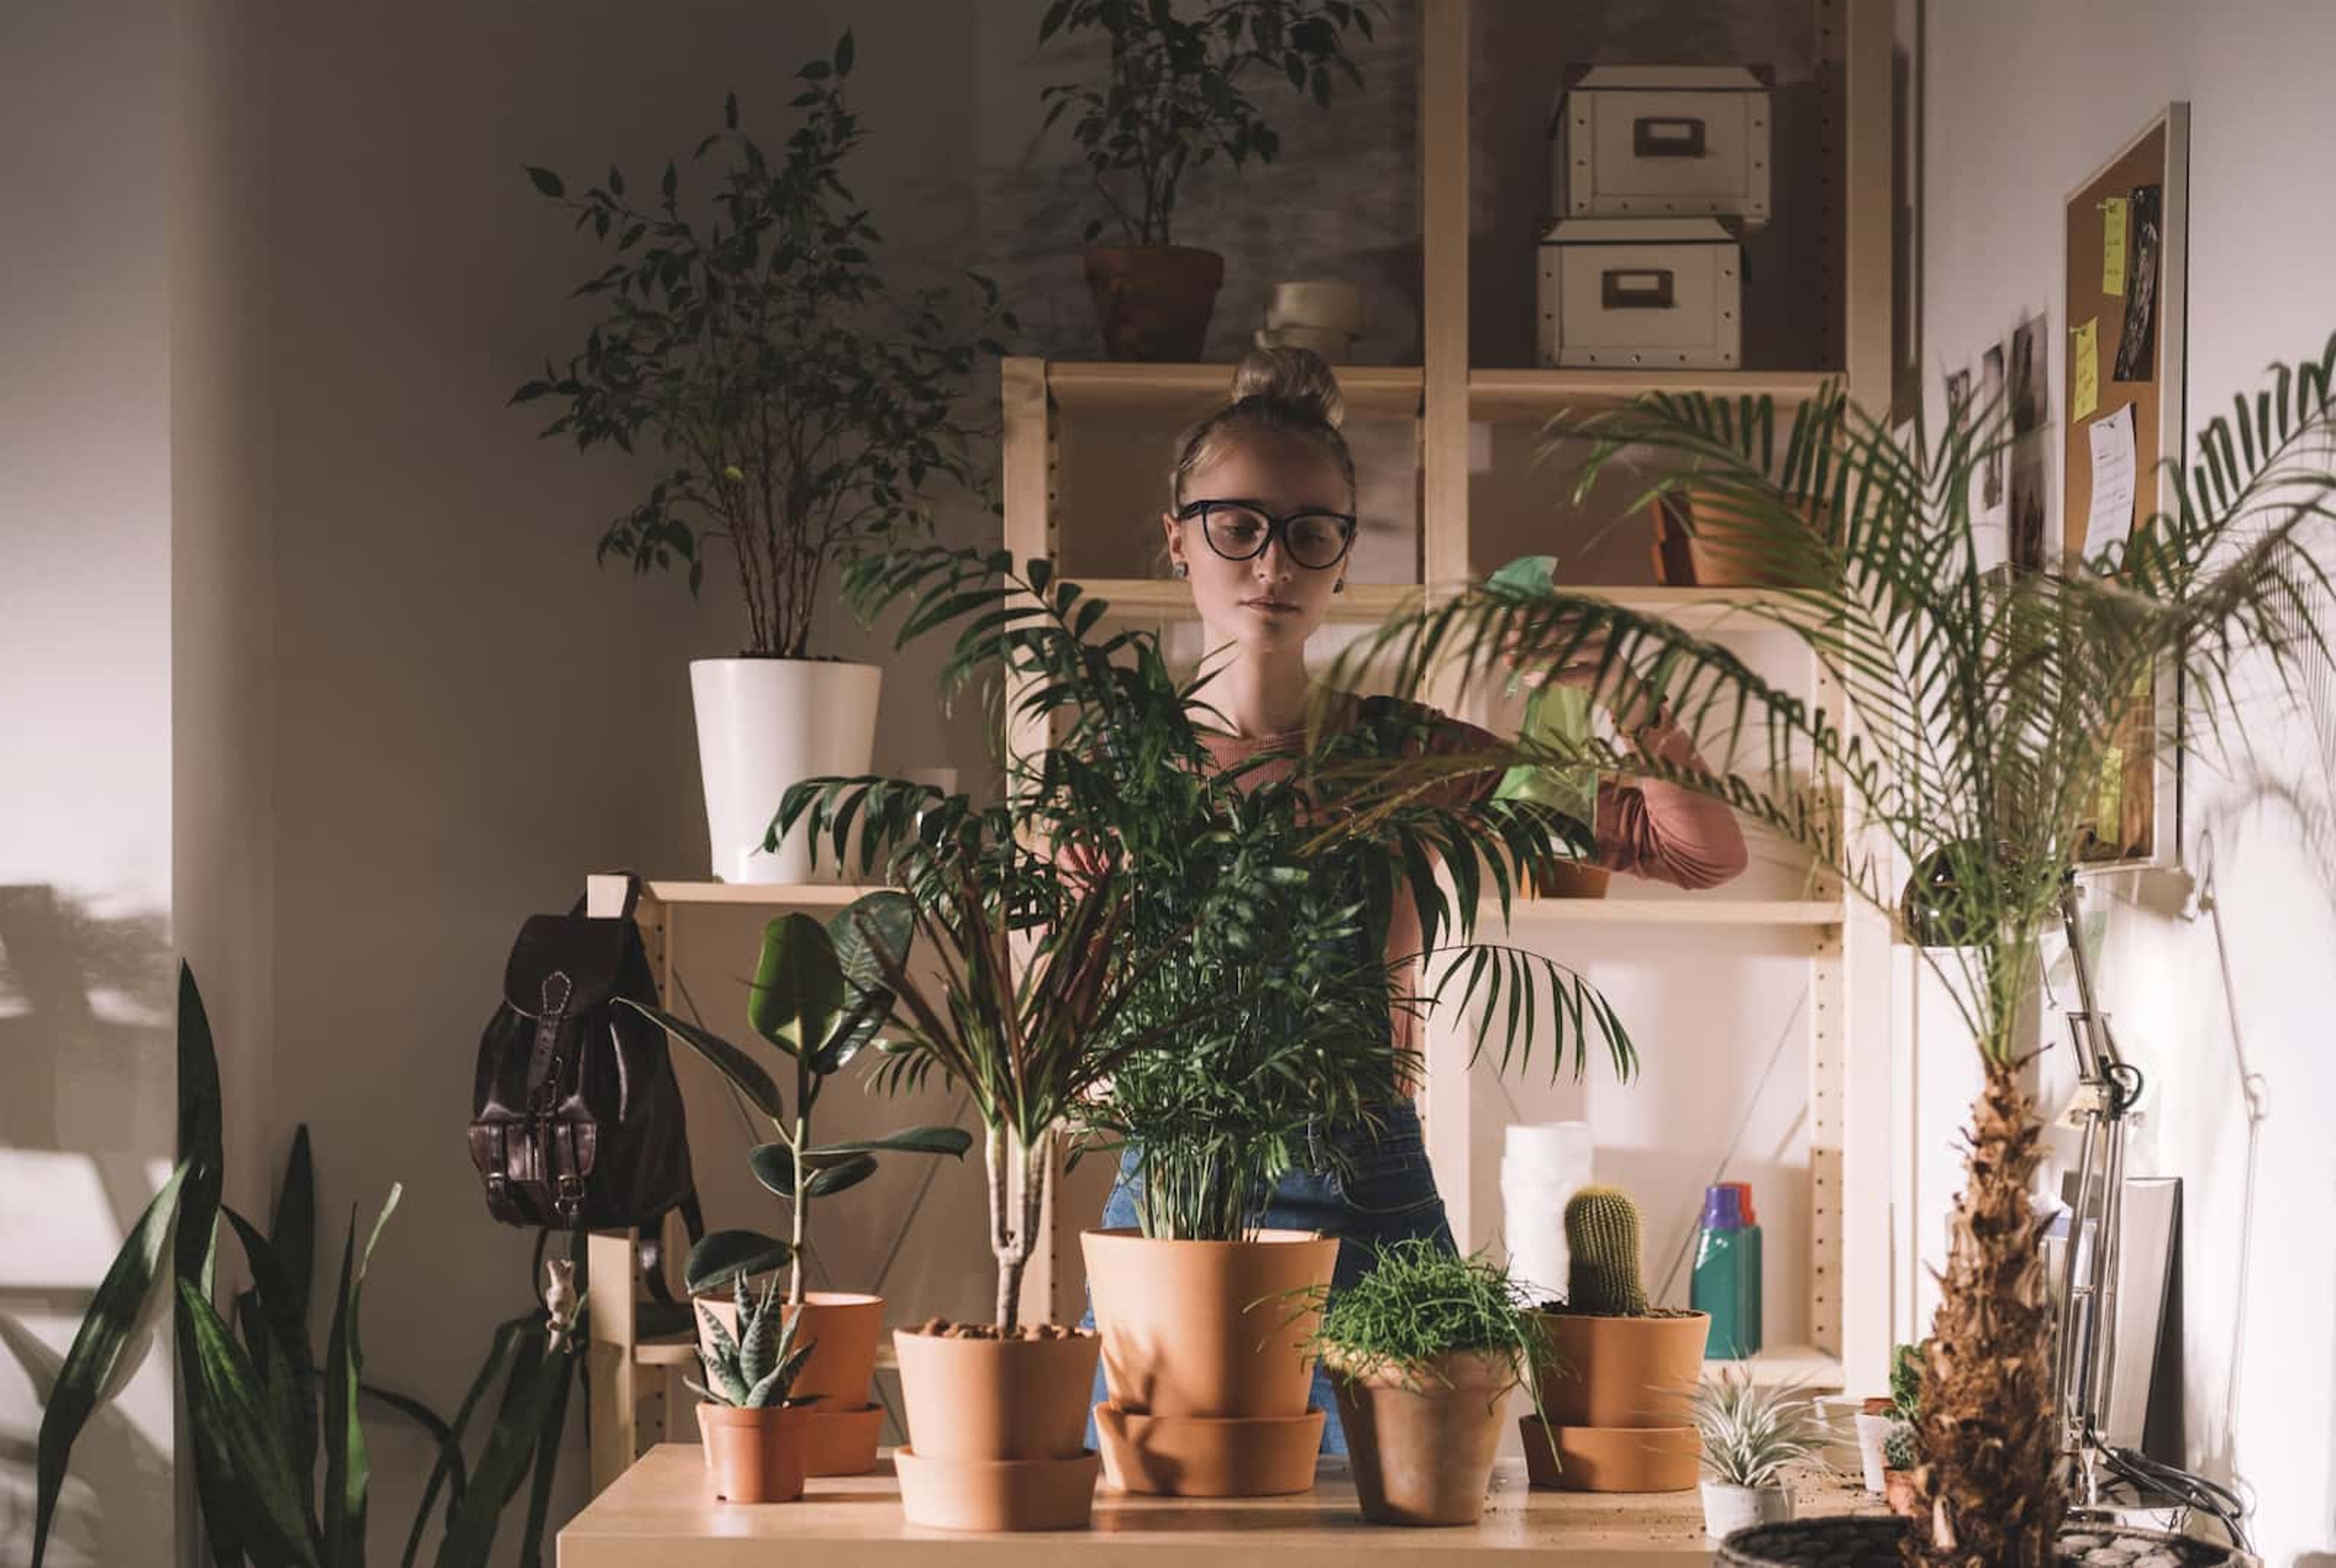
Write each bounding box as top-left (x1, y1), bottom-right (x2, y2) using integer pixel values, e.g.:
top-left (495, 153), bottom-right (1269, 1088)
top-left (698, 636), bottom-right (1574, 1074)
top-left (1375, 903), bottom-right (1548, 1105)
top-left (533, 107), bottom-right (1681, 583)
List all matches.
top-left (1162, 431), bottom-right (1354, 657)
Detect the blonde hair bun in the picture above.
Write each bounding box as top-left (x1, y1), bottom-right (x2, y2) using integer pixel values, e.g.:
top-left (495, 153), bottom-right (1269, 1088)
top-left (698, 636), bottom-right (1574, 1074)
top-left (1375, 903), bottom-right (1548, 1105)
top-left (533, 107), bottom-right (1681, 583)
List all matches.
top-left (1230, 345), bottom-right (1346, 429)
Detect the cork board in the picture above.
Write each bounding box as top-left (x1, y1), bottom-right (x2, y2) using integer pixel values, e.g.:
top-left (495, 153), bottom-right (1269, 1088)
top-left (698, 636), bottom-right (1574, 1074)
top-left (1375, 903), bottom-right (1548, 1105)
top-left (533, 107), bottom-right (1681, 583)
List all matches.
top-left (2062, 105), bottom-right (2189, 865)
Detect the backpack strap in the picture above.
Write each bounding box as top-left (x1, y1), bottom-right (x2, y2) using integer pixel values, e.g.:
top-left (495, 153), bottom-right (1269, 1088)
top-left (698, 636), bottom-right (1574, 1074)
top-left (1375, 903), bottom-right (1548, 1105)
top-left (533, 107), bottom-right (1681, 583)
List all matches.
top-left (638, 1186), bottom-right (705, 1308)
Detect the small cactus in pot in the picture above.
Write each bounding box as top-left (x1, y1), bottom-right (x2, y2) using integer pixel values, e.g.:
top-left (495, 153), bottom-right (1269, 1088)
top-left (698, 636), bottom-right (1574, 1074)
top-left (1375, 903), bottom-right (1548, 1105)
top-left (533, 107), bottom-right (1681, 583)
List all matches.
top-left (694, 1276), bottom-right (819, 1503)
top-left (1521, 1185), bottom-right (1708, 1492)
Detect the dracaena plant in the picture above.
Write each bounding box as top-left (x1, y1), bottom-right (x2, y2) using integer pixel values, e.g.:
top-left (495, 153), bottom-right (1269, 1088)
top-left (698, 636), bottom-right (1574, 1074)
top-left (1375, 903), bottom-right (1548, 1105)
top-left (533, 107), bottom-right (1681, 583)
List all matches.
top-left (626, 895), bottom-right (973, 1306)
top-left (780, 547), bottom-right (1636, 1277)
top-left (32, 968), bottom-right (582, 1568)
top-left (1037, 0), bottom-right (1386, 248)
top-left (510, 32), bottom-right (1013, 657)
top-left (1332, 336), bottom-right (2336, 1568)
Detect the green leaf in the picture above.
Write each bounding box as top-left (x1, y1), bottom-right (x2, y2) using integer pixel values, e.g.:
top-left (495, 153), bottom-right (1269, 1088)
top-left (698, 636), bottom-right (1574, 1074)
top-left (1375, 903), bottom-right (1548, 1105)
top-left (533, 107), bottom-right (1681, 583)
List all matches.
top-left (683, 1229), bottom-right (795, 1295)
top-left (804, 1126), bottom-right (972, 1160)
top-left (30, 1164), bottom-right (188, 1568)
top-left (746, 913), bottom-right (846, 1059)
top-left (324, 1187), bottom-right (400, 1568)
top-left (514, 1345), bottom-right (575, 1568)
top-left (176, 963), bottom-right (224, 1295)
top-left (619, 1000), bottom-right (784, 1122)
top-left (395, 1316), bottom-right (541, 1568)
top-left (428, 1330), bottom-right (575, 1568)
top-left (176, 1280), bottom-right (320, 1567)
top-left (225, 1207), bottom-right (320, 1488)
top-left (745, 1142), bottom-right (802, 1201)
top-left (806, 1154), bottom-right (880, 1198)
top-left (833, 28), bottom-right (855, 74)
top-left (271, 1125), bottom-right (316, 1323)
top-left (524, 165), bottom-right (565, 199)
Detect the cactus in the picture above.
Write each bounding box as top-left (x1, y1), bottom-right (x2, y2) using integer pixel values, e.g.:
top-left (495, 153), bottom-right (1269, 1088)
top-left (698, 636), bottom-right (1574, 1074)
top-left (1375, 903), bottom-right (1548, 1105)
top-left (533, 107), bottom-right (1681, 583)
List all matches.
top-left (1883, 1420), bottom-right (1918, 1471)
top-left (690, 1274), bottom-right (816, 1409)
top-left (1563, 1185), bottom-right (1649, 1316)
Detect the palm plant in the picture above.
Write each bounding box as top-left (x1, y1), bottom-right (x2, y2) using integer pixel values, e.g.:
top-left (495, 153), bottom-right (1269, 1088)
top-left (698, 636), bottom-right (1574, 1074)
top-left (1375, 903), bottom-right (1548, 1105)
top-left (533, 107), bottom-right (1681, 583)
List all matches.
top-left (1330, 336), bottom-right (2336, 1568)
top-left (779, 547), bottom-right (1634, 1306)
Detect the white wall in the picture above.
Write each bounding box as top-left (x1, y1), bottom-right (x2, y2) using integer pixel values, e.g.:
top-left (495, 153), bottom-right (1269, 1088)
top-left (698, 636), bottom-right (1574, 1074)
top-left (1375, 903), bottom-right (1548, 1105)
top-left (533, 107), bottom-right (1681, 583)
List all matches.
top-left (1920, 6), bottom-right (2336, 1564)
top-left (0, 7), bottom-right (184, 1565)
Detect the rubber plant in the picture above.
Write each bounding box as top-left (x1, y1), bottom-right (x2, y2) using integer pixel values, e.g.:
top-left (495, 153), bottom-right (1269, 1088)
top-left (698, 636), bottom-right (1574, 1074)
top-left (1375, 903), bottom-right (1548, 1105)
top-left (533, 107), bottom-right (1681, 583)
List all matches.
top-left (510, 31), bottom-right (1013, 658)
top-left (625, 894), bottom-right (974, 1304)
top-left (30, 966), bottom-right (582, 1568)
top-left (1336, 336), bottom-right (2336, 1567)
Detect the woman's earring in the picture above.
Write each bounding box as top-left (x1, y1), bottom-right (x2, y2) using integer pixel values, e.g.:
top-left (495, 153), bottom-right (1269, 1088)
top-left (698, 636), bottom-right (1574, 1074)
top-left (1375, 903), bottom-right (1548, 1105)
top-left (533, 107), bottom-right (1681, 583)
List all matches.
top-left (1333, 577), bottom-right (1346, 594)
top-left (1172, 561), bottom-right (1189, 580)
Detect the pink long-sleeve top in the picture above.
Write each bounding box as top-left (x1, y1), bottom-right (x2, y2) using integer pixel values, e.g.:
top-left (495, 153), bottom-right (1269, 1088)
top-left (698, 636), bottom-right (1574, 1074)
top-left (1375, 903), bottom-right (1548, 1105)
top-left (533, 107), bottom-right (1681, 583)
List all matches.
top-left (1197, 692), bottom-right (1749, 1088)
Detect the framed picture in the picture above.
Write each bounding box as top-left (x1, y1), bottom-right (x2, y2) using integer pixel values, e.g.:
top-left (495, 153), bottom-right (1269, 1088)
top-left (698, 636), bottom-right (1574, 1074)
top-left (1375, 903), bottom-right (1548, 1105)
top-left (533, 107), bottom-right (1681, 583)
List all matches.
top-left (2062, 104), bottom-right (2189, 869)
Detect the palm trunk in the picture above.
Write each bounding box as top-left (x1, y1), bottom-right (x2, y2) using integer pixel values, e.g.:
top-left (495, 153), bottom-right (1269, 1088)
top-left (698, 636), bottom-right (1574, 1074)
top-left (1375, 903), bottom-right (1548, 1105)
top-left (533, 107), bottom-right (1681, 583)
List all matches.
top-left (1904, 1060), bottom-right (2062, 1568)
top-left (986, 1123), bottom-right (1026, 1332)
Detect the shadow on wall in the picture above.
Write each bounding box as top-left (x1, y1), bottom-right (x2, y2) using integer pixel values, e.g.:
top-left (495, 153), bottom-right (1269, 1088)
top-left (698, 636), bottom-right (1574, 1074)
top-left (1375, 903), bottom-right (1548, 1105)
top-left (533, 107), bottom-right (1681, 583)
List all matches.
top-left (0, 884), bottom-right (177, 1567)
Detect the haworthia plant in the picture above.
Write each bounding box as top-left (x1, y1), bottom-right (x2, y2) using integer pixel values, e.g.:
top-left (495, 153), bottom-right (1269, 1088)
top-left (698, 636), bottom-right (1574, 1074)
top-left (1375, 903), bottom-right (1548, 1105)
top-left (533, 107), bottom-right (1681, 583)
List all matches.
top-left (688, 1274), bottom-right (815, 1410)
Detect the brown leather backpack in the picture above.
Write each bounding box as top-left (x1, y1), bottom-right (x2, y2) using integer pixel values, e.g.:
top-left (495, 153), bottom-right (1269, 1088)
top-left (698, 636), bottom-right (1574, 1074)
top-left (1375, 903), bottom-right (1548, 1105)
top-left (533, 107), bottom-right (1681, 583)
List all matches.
top-left (467, 874), bottom-right (697, 1240)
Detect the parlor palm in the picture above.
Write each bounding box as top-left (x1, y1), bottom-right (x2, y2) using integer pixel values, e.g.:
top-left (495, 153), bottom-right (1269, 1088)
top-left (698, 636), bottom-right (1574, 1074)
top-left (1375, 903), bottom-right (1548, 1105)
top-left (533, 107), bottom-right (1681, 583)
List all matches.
top-left (1330, 336), bottom-right (2336, 1568)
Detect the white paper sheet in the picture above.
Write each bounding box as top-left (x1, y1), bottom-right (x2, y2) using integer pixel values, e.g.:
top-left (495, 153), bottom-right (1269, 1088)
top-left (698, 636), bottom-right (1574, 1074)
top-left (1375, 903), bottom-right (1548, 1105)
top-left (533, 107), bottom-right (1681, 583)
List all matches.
top-left (2084, 403), bottom-right (2137, 563)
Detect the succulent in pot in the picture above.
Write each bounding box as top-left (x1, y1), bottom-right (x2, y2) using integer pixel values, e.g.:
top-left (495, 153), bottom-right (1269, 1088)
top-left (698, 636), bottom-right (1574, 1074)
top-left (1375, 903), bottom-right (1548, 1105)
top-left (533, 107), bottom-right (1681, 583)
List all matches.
top-left (1305, 1239), bottom-right (1547, 1527)
top-left (626, 894), bottom-right (973, 1476)
top-left (1690, 1365), bottom-right (1824, 1539)
top-left (1880, 1339), bottom-right (1925, 1516)
top-left (1522, 1185), bottom-right (1706, 1493)
top-left (692, 1275), bottom-right (818, 1504)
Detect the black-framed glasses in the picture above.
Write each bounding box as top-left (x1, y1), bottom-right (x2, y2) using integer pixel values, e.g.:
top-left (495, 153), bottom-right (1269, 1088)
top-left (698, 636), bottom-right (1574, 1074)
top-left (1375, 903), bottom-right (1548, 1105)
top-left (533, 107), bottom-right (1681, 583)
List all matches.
top-left (1173, 498), bottom-right (1358, 571)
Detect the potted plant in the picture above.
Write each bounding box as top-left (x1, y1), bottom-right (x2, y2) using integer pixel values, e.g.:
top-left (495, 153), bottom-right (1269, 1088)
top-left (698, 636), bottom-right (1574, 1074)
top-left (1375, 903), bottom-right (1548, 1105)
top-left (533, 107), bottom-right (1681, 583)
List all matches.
top-left (31, 969), bottom-right (583, 1568)
top-left (1350, 337), bottom-right (2336, 1565)
top-left (627, 897), bottom-right (973, 1474)
top-left (1302, 1239), bottom-right (1545, 1526)
top-left (1881, 1340), bottom-right (1925, 1517)
top-left (512, 33), bottom-right (1013, 882)
top-left (1520, 1186), bottom-right (1705, 1493)
top-left (1691, 1367), bottom-right (1824, 1539)
top-left (1036, 0), bottom-right (1385, 359)
top-left (692, 1275), bottom-right (818, 1503)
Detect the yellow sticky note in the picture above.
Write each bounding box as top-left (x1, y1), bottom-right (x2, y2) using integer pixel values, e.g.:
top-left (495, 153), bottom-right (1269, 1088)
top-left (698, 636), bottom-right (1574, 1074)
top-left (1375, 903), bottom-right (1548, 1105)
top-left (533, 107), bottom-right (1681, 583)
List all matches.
top-left (2101, 197), bottom-right (2128, 296)
top-left (2073, 317), bottom-right (2100, 421)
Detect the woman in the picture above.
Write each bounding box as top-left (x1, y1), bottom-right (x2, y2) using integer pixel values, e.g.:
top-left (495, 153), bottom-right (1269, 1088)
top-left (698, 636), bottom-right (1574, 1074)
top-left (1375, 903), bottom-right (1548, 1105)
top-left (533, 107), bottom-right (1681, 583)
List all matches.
top-left (1086, 347), bottom-right (1750, 1454)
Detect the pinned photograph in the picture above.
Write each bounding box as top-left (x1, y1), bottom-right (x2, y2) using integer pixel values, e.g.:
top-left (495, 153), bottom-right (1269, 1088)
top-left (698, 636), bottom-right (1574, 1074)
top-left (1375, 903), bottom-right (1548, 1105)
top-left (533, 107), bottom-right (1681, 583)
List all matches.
top-left (2011, 316), bottom-right (2045, 434)
top-left (2113, 184), bottom-right (2163, 382)
top-left (1981, 344), bottom-right (2007, 508)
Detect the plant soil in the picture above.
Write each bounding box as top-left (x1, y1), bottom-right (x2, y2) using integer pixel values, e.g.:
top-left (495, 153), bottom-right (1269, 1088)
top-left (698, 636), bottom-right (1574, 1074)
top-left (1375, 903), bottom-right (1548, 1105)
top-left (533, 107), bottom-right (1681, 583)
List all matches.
top-left (908, 1318), bottom-right (1094, 1342)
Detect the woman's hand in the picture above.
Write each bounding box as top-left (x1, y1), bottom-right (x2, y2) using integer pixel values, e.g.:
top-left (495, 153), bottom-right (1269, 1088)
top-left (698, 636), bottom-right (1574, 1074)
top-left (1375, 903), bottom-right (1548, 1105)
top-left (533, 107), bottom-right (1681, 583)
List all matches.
top-left (1503, 625), bottom-right (1661, 729)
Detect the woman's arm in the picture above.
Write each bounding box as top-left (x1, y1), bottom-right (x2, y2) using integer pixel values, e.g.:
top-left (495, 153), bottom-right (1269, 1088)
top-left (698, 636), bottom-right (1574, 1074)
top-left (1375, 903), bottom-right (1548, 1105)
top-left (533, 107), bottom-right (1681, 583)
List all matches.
top-left (1591, 706), bottom-right (1750, 890)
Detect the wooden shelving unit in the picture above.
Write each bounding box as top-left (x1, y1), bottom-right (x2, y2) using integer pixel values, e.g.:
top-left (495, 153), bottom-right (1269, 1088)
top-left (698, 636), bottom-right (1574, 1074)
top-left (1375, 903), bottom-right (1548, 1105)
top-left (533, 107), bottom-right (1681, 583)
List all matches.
top-left (998, 0), bottom-right (1897, 1399)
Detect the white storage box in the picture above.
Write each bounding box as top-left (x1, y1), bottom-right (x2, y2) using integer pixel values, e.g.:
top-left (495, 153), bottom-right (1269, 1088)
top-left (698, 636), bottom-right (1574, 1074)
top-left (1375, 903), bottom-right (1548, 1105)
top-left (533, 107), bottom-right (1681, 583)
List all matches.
top-left (1537, 218), bottom-right (1741, 370)
top-left (1550, 65), bottom-right (1771, 227)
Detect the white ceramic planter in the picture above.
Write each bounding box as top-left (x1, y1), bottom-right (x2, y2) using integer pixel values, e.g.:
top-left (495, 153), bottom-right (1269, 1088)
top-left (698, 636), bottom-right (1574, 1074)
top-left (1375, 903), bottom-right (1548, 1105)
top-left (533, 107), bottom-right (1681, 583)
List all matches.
top-left (1702, 1480), bottom-right (1793, 1539)
top-left (690, 658), bottom-right (881, 884)
top-left (1852, 1410), bottom-right (1895, 1493)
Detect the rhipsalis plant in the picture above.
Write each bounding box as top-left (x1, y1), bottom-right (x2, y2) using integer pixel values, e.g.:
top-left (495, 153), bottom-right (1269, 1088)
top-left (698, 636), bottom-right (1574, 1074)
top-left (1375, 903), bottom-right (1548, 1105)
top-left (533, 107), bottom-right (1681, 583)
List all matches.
top-left (1337, 336), bottom-right (2336, 1568)
top-left (512, 33), bottom-right (1014, 657)
top-left (1307, 1238), bottom-right (1548, 1398)
top-left (690, 1277), bottom-right (816, 1409)
top-left (627, 896), bottom-right (973, 1306)
top-left (1037, 0), bottom-right (1388, 246)
top-left (1560, 1185), bottom-right (1652, 1316)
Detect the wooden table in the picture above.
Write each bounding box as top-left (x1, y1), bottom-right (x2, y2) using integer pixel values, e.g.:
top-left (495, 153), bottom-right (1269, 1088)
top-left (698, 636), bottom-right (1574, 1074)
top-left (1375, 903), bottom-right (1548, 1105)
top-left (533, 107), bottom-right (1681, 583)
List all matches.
top-left (560, 1446), bottom-right (1882, 1567)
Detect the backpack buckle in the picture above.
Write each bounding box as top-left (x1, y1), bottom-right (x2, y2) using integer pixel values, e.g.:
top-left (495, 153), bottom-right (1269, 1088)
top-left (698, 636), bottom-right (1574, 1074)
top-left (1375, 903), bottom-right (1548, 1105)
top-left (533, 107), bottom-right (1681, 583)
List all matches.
top-left (554, 1172), bottom-right (584, 1221)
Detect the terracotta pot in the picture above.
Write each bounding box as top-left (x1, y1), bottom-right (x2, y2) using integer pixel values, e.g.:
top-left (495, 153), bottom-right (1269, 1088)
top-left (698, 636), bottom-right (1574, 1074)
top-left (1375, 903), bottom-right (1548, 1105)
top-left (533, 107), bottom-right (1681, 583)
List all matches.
top-left (893, 1328), bottom-right (1100, 1463)
top-left (1531, 1309), bottom-right (1708, 1428)
top-left (1519, 1415), bottom-right (1700, 1493)
top-left (1882, 1468), bottom-right (1919, 1517)
top-left (894, 1446), bottom-right (1100, 1532)
top-left (1082, 246), bottom-right (1225, 361)
top-left (1082, 1227), bottom-right (1337, 1418)
top-left (694, 1290), bottom-right (883, 1473)
top-left (699, 1401), bottom-right (810, 1504)
top-left (1093, 1403), bottom-right (1324, 1497)
top-left (1331, 1350), bottom-right (1515, 1527)
top-left (1650, 490), bottom-right (1823, 589)
top-left (1530, 860), bottom-right (1611, 900)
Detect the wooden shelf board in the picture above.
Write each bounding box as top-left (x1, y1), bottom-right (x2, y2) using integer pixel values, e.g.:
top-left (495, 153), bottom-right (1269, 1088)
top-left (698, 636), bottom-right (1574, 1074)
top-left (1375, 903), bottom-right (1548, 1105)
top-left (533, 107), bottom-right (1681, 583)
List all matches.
top-left (642, 881), bottom-right (890, 909)
top-left (1467, 367), bottom-right (1837, 424)
top-left (1491, 898), bottom-right (1841, 927)
top-left (1042, 359), bottom-right (1424, 417)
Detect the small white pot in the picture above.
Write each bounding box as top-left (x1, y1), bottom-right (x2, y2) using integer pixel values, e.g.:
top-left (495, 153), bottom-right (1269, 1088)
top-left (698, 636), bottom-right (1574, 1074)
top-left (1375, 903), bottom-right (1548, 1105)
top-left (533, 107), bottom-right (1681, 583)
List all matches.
top-left (1852, 1410), bottom-right (1895, 1493)
top-left (1702, 1480), bottom-right (1793, 1539)
top-left (690, 658), bottom-right (882, 884)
